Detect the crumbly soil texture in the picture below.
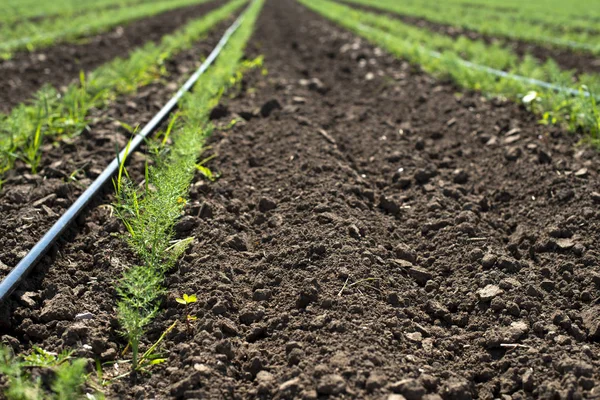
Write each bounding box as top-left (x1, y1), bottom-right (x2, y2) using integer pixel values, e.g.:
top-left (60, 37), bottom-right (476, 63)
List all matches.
top-left (2, 0), bottom-right (600, 399)
top-left (0, 0), bottom-right (225, 113)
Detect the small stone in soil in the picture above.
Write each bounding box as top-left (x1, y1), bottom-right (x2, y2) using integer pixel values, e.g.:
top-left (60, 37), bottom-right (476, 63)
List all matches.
top-left (15, 291), bottom-right (38, 308)
top-left (405, 332), bottom-right (422, 342)
top-left (414, 168), bottom-right (433, 184)
top-left (574, 168), bottom-right (588, 177)
top-left (219, 318), bottom-right (239, 336)
top-left (453, 169), bottom-right (469, 184)
top-left (366, 372), bottom-right (387, 391)
top-left (556, 238), bottom-right (575, 250)
top-left (292, 96), bottom-right (306, 104)
top-left (393, 243), bottom-right (417, 263)
top-left (408, 266), bottom-right (433, 285)
top-left (239, 307), bottom-right (265, 325)
top-left (0, 260), bottom-right (10, 273)
top-left (499, 277), bottom-right (521, 290)
top-left (469, 248), bottom-right (483, 262)
top-left (497, 256), bottom-right (520, 272)
top-left (390, 378), bottom-right (426, 400)
top-left (100, 348), bottom-right (117, 361)
top-left (317, 374), bottom-right (346, 395)
top-left (300, 78), bottom-right (328, 93)
top-left (193, 363), bottom-right (211, 375)
top-left (581, 306), bottom-right (600, 340)
top-left (75, 312), bottom-right (94, 320)
top-left (211, 301), bottom-right (228, 315)
top-left (477, 284), bottom-right (504, 302)
top-left (481, 253), bottom-right (497, 268)
top-left (258, 197), bottom-right (277, 212)
top-left (279, 377), bottom-right (302, 396)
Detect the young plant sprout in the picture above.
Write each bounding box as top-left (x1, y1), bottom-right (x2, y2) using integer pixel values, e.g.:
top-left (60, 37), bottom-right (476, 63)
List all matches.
top-left (176, 293), bottom-right (198, 334)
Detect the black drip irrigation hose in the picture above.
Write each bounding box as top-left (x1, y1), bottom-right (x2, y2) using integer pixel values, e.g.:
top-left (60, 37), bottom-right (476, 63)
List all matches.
top-left (0, 8), bottom-right (247, 303)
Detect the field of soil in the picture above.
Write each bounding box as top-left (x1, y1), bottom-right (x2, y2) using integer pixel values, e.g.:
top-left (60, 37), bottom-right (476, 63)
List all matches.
top-left (0, 0), bottom-right (225, 113)
top-left (337, 0), bottom-right (600, 76)
top-left (1, 0), bottom-right (600, 399)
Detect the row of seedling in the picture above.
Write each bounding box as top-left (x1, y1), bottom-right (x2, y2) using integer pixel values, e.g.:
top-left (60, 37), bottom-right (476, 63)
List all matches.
top-left (1, 0), bottom-right (177, 26)
top-left (112, 0), bottom-right (263, 373)
top-left (0, 0), bottom-right (215, 57)
top-left (339, 0), bottom-right (600, 53)
top-left (0, 0), bottom-right (247, 187)
top-left (303, 0), bottom-right (600, 144)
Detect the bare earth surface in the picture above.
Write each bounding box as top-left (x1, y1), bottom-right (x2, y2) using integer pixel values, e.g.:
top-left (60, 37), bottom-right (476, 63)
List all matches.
top-left (1, 0), bottom-right (600, 399)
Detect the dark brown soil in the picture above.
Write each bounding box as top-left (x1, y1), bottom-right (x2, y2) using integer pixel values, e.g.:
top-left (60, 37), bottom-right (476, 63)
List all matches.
top-left (337, 0), bottom-right (600, 77)
top-left (0, 0), bottom-right (225, 114)
top-left (2, 0), bottom-right (600, 399)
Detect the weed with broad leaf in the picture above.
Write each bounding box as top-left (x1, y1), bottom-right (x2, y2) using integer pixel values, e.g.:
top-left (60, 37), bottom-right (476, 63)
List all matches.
top-left (176, 293), bottom-right (198, 335)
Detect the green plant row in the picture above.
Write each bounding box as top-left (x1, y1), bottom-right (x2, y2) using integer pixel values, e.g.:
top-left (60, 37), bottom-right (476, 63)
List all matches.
top-left (0, 345), bottom-right (95, 400)
top-left (0, 0), bottom-right (155, 26)
top-left (339, 0), bottom-right (600, 54)
top-left (448, 1), bottom-right (600, 36)
top-left (300, 0), bottom-right (600, 144)
top-left (445, 0), bottom-right (600, 26)
top-left (0, 0), bottom-right (213, 57)
top-left (406, 0), bottom-right (600, 36)
top-left (0, 0), bottom-right (247, 186)
top-left (339, 0), bottom-right (600, 89)
top-left (113, 0), bottom-right (263, 371)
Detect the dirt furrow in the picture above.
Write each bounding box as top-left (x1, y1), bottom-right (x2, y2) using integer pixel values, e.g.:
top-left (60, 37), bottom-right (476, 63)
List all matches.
top-left (0, 0), bottom-right (225, 113)
top-left (1, 0), bottom-right (599, 399)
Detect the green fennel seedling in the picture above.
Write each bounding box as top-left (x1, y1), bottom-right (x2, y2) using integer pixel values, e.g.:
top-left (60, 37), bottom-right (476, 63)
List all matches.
top-left (112, 0), bottom-right (264, 376)
top-left (0, 344), bottom-right (93, 400)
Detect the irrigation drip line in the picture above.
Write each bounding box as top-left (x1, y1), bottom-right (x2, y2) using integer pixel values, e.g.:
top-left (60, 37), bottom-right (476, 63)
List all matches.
top-left (356, 23), bottom-right (597, 99)
top-left (0, 7), bottom-right (248, 303)
top-left (430, 50), bottom-right (595, 99)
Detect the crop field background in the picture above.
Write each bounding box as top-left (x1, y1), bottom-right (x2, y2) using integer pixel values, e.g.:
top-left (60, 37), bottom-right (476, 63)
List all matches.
top-left (0, 0), bottom-right (599, 399)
